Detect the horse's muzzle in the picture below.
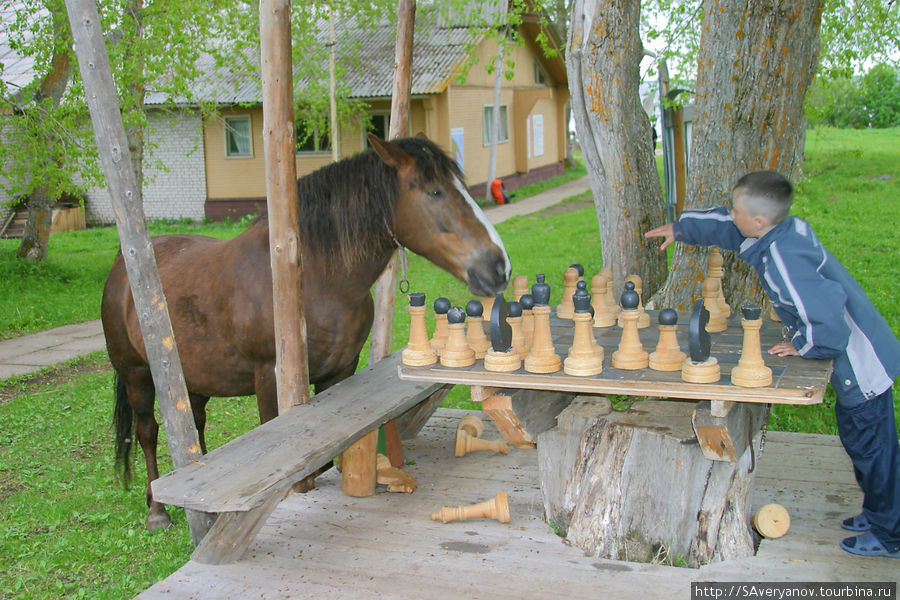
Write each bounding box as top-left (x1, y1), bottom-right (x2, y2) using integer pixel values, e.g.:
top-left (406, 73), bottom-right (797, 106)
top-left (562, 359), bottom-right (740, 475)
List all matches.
top-left (466, 251), bottom-right (510, 297)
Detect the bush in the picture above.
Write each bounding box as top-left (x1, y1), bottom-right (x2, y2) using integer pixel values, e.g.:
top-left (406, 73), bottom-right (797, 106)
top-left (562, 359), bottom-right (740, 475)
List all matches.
top-left (806, 63), bottom-right (900, 128)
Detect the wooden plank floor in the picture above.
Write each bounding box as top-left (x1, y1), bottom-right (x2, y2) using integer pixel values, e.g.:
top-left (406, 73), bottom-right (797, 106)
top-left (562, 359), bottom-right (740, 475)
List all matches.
top-left (137, 410), bottom-right (896, 600)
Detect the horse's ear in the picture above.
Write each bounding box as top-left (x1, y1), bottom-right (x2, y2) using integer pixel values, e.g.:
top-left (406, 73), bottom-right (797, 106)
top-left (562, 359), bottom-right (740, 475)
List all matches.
top-left (415, 131), bottom-right (427, 139)
top-left (367, 132), bottom-right (413, 170)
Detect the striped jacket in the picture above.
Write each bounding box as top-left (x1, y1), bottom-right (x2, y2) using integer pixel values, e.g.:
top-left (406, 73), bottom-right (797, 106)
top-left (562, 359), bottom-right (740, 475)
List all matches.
top-left (674, 206), bottom-right (900, 404)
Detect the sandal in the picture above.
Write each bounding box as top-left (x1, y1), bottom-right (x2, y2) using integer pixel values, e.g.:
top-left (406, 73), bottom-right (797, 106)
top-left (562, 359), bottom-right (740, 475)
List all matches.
top-left (840, 531), bottom-right (900, 558)
top-left (841, 513), bottom-right (870, 532)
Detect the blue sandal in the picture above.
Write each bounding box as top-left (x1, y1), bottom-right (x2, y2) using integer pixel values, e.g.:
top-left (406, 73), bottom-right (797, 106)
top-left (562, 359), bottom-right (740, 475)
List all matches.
top-left (840, 531), bottom-right (900, 558)
top-left (841, 514), bottom-right (870, 532)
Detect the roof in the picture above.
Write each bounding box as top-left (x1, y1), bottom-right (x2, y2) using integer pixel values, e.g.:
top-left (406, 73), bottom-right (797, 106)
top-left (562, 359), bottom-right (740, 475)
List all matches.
top-left (0, 2), bottom-right (42, 97)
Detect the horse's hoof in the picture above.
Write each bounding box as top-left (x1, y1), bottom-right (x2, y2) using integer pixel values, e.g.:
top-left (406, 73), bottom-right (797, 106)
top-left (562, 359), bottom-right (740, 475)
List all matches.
top-left (292, 475), bottom-right (316, 493)
top-left (145, 510), bottom-right (173, 531)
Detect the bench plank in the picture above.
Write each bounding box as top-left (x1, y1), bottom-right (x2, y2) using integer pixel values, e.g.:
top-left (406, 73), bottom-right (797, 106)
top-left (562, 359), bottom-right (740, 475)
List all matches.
top-left (151, 352), bottom-right (442, 513)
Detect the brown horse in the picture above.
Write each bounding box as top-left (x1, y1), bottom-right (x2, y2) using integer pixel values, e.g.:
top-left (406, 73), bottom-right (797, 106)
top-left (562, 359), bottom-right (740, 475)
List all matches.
top-left (103, 134), bottom-right (510, 530)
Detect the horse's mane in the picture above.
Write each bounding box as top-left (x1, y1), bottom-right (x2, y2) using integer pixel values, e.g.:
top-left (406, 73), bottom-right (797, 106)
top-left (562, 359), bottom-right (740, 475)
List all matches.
top-left (268, 136), bottom-right (464, 269)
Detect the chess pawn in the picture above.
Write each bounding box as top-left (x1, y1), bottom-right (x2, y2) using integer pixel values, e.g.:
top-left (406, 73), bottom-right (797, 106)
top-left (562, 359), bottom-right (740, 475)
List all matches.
top-left (618, 274), bottom-right (650, 328)
top-left (599, 267), bottom-right (620, 319)
top-left (611, 282), bottom-right (649, 370)
top-left (519, 293), bottom-right (535, 350)
top-left (707, 247), bottom-right (731, 318)
top-left (430, 492), bottom-right (511, 524)
top-left (480, 295), bottom-right (495, 318)
top-left (730, 305), bottom-right (773, 387)
top-left (440, 307), bottom-right (475, 367)
top-left (430, 297), bottom-right (451, 356)
top-left (512, 274), bottom-right (529, 302)
top-left (702, 278), bottom-right (727, 333)
top-left (455, 416), bottom-right (509, 457)
top-left (564, 282), bottom-right (604, 376)
top-left (557, 266), bottom-right (579, 319)
top-left (402, 292), bottom-right (437, 366)
top-left (591, 271), bottom-right (617, 327)
top-left (507, 301), bottom-right (527, 359)
top-left (648, 308), bottom-right (686, 371)
top-left (524, 275), bottom-right (561, 373)
top-left (465, 300), bottom-right (492, 359)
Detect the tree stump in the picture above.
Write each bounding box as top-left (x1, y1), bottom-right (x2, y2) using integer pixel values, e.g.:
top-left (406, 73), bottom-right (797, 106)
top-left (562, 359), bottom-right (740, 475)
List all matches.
top-left (537, 396), bottom-right (766, 567)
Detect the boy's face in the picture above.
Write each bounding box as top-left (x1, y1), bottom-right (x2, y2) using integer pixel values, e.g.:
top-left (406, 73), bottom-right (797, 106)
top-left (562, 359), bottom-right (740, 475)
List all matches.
top-left (730, 193), bottom-right (768, 238)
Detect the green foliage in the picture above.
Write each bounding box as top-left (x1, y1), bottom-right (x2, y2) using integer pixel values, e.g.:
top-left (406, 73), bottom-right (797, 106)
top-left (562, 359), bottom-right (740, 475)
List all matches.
top-left (806, 63), bottom-right (900, 129)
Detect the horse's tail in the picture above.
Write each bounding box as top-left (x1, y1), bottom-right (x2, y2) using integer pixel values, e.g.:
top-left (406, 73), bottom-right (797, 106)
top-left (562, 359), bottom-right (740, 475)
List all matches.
top-left (113, 373), bottom-right (134, 487)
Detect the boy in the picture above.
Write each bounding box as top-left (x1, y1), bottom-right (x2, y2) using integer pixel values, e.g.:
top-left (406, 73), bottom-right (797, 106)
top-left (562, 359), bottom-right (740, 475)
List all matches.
top-left (645, 170), bottom-right (900, 558)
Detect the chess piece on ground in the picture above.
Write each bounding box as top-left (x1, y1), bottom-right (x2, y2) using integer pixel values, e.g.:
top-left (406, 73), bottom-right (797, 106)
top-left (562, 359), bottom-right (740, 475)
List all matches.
top-left (455, 415), bottom-right (509, 457)
top-left (617, 274), bottom-right (650, 328)
top-left (611, 282), bottom-right (649, 370)
top-left (648, 308), bottom-right (686, 371)
top-left (402, 292), bottom-right (437, 366)
top-left (707, 247), bottom-right (731, 318)
top-left (591, 271), bottom-right (617, 328)
top-left (512, 274), bottom-right (529, 302)
top-left (440, 306), bottom-right (475, 367)
top-left (730, 304), bottom-right (773, 387)
top-left (376, 454), bottom-right (417, 493)
top-left (557, 264), bottom-right (583, 319)
top-left (682, 299), bottom-right (720, 383)
top-left (702, 277), bottom-right (727, 332)
top-left (484, 294), bottom-right (521, 372)
top-left (524, 274), bottom-right (561, 373)
top-left (752, 503), bottom-right (790, 539)
top-left (565, 281), bottom-right (604, 376)
top-left (465, 300), bottom-right (491, 359)
top-left (519, 293), bottom-right (535, 350)
top-left (430, 297), bottom-right (451, 356)
top-left (430, 492), bottom-right (511, 524)
top-left (507, 300), bottom-right (527, 359)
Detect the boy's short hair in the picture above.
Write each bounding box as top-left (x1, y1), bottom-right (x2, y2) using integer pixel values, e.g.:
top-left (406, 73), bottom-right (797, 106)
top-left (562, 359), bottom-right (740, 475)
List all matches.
top-left (732, 171), bottom-right (793, 224)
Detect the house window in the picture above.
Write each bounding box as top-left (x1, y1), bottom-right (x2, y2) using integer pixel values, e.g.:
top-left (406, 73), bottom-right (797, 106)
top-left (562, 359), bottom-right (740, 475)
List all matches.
top-left (296, 120), bottom-right (331, 153)
top-left (534, 61), bottom-right (550, 86)
top-left (482, 105), bottom-right (509, 145)
top-left (224, 115), bottom-right (252, 158)
top-left (366, 113), bottom-right (390, 145)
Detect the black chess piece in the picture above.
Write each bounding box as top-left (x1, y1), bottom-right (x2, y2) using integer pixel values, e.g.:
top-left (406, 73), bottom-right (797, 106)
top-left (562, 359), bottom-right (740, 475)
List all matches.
top-left (408, 292), bottom-right (426, 307)
top-left (570, 263), bottom-right (584, 277)
top-left (447, 306), bottom-right (465, 324)
top-left (573, 280), bottom-right (592, 313)
top-left (741, 304), bottom-right (762, 321)
top-left (434, 297), bottom-right (451, 315)
top-left (532, 274), bottom-right (550, 306)
top-left (659, 307), bottom-right (678, 326)
top-left (620, 281), bottom-right (640, 311)
top-left (489, 293), bottom-right (512, 352)
top-left (465, 299), bottom-right (483, 319)
top-left (519, 293), bottom-right (534, 311)
top-left (689, 298), bottom-right (711, 362)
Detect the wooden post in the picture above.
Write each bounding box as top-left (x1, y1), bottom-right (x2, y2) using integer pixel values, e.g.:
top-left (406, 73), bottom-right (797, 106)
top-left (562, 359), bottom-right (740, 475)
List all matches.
top-left (64, 0), bottom-right (214, 545)
top-left (672, 105), bottom-right (687, 218)
top-left (259, 0), bottom-right (310, 413)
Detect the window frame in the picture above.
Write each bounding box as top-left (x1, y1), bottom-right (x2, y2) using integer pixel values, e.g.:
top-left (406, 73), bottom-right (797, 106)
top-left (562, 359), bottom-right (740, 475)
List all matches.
top-left (482, 104), bottom-right (509, 146)
top-left (223, 114), bottom-right (253, 159)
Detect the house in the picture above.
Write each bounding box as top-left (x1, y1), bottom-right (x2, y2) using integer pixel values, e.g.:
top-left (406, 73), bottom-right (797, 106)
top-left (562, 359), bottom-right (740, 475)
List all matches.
top-left (2, 4), bottom-right (569, 226)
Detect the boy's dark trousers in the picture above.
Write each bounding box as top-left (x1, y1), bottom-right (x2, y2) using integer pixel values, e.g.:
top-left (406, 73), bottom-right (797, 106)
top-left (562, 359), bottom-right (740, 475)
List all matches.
top-left (835, 387), bottom-right (900, 551)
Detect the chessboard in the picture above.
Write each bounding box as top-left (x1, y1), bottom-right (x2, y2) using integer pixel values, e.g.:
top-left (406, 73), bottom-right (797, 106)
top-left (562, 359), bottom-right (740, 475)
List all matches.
top-left (398, 309), bottom-right (832, 406)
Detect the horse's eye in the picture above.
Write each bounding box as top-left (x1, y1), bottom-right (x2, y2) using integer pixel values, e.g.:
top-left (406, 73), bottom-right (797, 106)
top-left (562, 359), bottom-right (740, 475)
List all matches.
top-left (429, 188), bottom-right (445, 200)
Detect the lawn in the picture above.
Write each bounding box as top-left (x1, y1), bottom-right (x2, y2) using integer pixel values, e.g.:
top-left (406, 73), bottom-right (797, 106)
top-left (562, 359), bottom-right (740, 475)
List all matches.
top-left (0, 128), bottom-right (898, 598)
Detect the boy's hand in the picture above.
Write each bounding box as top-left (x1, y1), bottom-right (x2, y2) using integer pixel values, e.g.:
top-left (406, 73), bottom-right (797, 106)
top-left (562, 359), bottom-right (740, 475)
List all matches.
top-left (768, 342), bottom-right (800, 357)
top-left (644, 223), bottom-right (675, 250)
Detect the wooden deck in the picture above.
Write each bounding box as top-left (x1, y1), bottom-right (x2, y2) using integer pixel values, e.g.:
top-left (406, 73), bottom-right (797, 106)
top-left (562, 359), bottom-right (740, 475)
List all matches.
top-left (137, 409), bottom-right (895, 599)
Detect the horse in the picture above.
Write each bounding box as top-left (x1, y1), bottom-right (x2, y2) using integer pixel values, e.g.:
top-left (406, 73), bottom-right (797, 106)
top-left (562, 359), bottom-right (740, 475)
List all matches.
top-left (102, 134), bottom-right (511, 530)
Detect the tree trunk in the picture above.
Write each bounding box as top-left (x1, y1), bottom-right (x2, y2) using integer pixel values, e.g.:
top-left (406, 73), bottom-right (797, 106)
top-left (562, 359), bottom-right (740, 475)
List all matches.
top-left (650, 0), bottom-right (824, 311)
top-left (566, 0), bottom-right (667, 297)
top-left (16, 186), bottom-right (54, 262)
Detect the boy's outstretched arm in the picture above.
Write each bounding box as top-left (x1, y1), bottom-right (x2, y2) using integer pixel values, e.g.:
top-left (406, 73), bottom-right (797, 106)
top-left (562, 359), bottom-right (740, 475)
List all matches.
top-left (645, 223), bottom-right (675, 250)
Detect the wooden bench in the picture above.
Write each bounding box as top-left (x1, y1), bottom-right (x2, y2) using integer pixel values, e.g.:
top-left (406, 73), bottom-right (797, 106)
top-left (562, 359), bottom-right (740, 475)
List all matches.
top-left (151, 351), bottom-right (446, 564)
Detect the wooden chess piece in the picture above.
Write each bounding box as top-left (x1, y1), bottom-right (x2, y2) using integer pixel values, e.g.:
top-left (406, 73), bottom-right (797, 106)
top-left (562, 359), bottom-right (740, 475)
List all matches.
top-left (524, 274), bottom-right (561, 373)
top-left (557, 263), bottom-right (583, 319)
top-left (484, 294), bottom-right (521, 372)
top-left (430, 492), bottom-right (511, 524)
top-left (617, 274), bottom-right (650, 328)
top-left (519, 293), bottom-right (535, 350)
top-left (682, 299), bottom-right (721, 383)
top-left (402, 292), bottom-right (437, 366)
top-left (565, 281), bottom-right (604, 376)
top-left (507, 300), bottom-right (527, 359)
top-left (730, 304), bottom-right (773, 387)
top-left (375, 454), bottom-right (416, 493)
top-left (611, 282), bottom-right (649, 370)
top-left (465, 300), bottom-right (492, 359)
top-left (512, 274), bottom-right (529, 302)
top-left (702, 277), bottom-right (727, 333)
top-left (751, 503), bottom-right (790, 539)
top-left (480, 295), bottom-right (495, 318)
top-left (440, 307), bottom-right (476, 367)
top-left (455, 415), bottom-right (509, 457)
top-left (591, 271), bottom-right (617, 328)
top-left (430, 297), bottom-right (450, 356)
top-left (648, 308), bottom-right (686, 371)
top-left (599, 267), bottom-right (620, 320)
top-left (707, 247), bottom-right (731, 318)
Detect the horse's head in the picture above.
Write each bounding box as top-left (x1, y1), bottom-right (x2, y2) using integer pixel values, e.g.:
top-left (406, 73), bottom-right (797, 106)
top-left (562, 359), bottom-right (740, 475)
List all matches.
top-left (369, 133), bottom-right (511, 297)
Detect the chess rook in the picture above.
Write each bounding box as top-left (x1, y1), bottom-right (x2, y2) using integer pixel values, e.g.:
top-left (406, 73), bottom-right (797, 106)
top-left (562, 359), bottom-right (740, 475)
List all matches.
top-left (611, 282), bottom-right (649, 369)
top-left (402, 292), bottom-right (437, 366)
top-left (648, 308), bottom-right (686, 371)
top-left (524, 274), bottom-right (561, 373)
top-left (730, 304), bottom-right (773, 387)
top-left (702, 277), bottom-right (727, 332)
top-left (564, 281), bottom-right (604, 376)
top-left (430, 492), bottom-right (511, 524)
top-left (440, 306), bottom-right (475, 367)
top-left (430, 297), bottom-right (451, 356)
top-left (465, 300), bottom-right (492, 359)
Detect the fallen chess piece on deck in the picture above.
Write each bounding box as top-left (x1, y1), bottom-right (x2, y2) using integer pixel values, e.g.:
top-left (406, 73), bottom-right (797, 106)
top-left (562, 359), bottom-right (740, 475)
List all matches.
top-left (430, 492), bottom-right (511, 524)
top-left (455, 415), bottom-right (509, 457)
top-left (376, 454), bottom-right (417, 493)
top-left (752, 503), bottom-right (790, 538)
